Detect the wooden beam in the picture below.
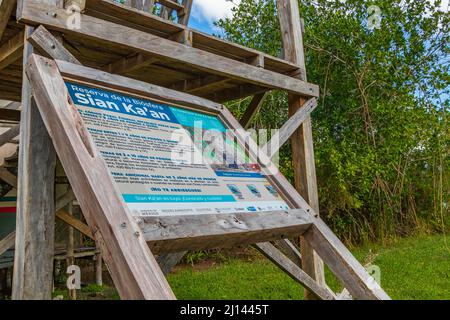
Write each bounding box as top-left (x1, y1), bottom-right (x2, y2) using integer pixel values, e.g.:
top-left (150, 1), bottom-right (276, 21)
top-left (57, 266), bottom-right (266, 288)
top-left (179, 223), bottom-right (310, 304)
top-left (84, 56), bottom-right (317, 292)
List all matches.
top-left (0, 109), bottom-right (21, 122)
top-left (273, 239), bottom-right (302, 267)
top-left (303, 219), bottom-right (391, 300)
top-left (55, 187), bottom-right (75, 210)
top-left (25, 54), bottom-right (175, 300)
top-left (0, 31), bottom-right (25, 71)
top-left (157, 0), bottom-right (183, 12)
top-left (177, 0), bottom-right (193, 26)
top-left (55, 59), bottom-right (223, 112)
top-left (104, 53), bottom-right (158, 75)
top-left (159, 3), bottom-right (171, 20)
top-left (276, 0), bottom-right (325, 299)
top-left (263, 98), bottom-right (318, 158)
top-left (64, 0), bottom-right (86, 11)
top-left (0, 231), bottom-right (16, 256)
top-left (171, 74), bottom-right (229, 94)
top-left (18, 0), bottom-right (319, 98)
top-left (254, 242), bottom-right (334, 300)
top-left (28, 25), bottom-right (80, 64)
top-left (12, 26), bottom-right (57, 300)
top-left (169, 29), bottom-right (193, 46)
top-left (56, 209), bottom-right (93, 239)
top-left (138, 209), bottom-right (313, 254)
top-left (0, 125), bottom-right (20, 147)
top-left (144, 0), bottom-right (155, 12)
top-left (206, 84), bottom-right (268, 103)
top-left (157, 252), bottom-right (186, 275)
top-left (239, 92), bottom-right (268, 129)
top-left (0, 167), bottom-right (17, 188)
top-left (0, 0), bottom-right (16, 41)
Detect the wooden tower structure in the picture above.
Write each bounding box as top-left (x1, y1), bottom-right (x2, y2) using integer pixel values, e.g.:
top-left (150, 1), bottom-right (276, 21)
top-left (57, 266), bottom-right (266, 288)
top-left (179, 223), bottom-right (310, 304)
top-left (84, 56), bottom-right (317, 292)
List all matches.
top-left (0, 0), bottom-right (391, 300)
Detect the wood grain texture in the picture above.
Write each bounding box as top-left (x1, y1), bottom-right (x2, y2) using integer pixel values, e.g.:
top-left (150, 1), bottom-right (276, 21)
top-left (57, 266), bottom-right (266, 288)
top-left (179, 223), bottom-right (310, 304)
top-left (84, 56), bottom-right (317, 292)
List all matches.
top-left (239, 92), bottom-right (268, 129)
top-left (18, 0), bottom-right (319, 98)
top-left (55, 59), bottom-right (223, 113)
top-left (0, 109), bottom-right (21, 122)
top-left (0, 0), bottom-right (16, 41)
top-left (263, 98), bottom-right (317, 159)
top-left (0, 231), bottom-right (16, 256)
top-left (139, 209), bottom-right (313, 254)
top-left (28, 25), bottom-right (80, 64)
top-left (303, 219), bottom-right (391, 300)
top-left (104, 53), bottom-right (158, 75)
top-left (12, 25), bottom-right (57, 301)
top-left (0, 31), bottom-right (24, 71)
top-left (0, 167), bottom-right (17, 187)
top-left (0, 125), bottom-right (20, 147)
top-left (56, 209), bottom-right (93, 239)
top-left (178, 0), bottom-right (193, 26)
top-left (26, 54), bottom-right (175, 300)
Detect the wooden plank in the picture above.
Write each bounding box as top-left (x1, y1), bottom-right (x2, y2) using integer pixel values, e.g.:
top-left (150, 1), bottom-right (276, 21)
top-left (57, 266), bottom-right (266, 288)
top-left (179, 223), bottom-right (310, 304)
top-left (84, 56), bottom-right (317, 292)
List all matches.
top-left (12, 26), bottom-right (57, 301)
top-left (0, 167), bottom-right (17, 188)
top-left (28, 25), bottom-right (80, 64)
top-left (104, 53), bottom-right (158, 75)
top-left (239, 92), bottom-right (268, 129)
top-left (157, 252), bottom-right (186, 275)
top-left (55, 187), bottom-right (76, 210)
top-left (0, 231), bottom-right (16, 257)
top-left (254, 242), bottom-right (334, 300)
top-left (138, 209), bottom-right (313, 254)
top-left (276, 0), bottom-right (325, 298)
top-left (0, 31), bottom-right (24, 71)
top-left (85, 0), bottom-right (300, 76)
top-left (206, 84), bottom-right (268, 103)
top-left (18, 0), bottom-right (320, 98)
top-left (263, 98), bottom-right (318, 158)
top-left (0, 0), bottom-right (16, 41)
top-left (56, 209), bottom-right (93, 239)
top-left (0, 125), bottom-right (20, 147)
top-left (177, 0), bottom-right (193, 26)
top-left (171, 74), bottom-right (229, 94)
top-left (273, 239), bottom-right (302, 267)
top-left (55, 59), bottom-right (223, 113)
top-left (25, 54), bottom-right (175, 300)
top-left (41, 53), bottom-right (382, 300)
top-left (157, 0), bottom-right (183, 11)
top-left (0, 109), bottom-right (21, 122)
top-left (65, 202), bottom-right (76, 300)
top-left (64, 0), bottom-right (86, 11)
top-left (303, 219), bottom-right (391, 300)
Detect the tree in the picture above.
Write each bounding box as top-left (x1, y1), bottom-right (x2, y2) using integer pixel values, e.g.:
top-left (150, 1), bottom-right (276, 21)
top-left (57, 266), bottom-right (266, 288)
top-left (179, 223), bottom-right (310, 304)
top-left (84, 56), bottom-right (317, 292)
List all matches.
top-left (216, 0), bottom-right (449, 243)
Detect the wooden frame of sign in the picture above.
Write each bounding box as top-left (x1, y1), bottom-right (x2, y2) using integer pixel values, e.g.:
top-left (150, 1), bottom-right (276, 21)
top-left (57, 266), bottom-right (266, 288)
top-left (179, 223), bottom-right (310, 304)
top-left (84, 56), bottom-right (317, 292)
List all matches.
top-left (25, 53), bottom-right (390, 300)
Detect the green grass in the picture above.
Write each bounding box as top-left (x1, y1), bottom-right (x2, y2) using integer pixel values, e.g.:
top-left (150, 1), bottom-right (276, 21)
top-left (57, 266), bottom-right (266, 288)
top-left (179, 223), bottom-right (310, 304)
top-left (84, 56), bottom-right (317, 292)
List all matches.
top-left (167, 233), bottom-right (450, 300)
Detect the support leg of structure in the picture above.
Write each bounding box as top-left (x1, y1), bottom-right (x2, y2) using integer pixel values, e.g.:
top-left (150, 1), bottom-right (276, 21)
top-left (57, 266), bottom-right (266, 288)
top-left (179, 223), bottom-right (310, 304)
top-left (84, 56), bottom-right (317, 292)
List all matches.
top-left (12, 25), bottom-right (57, 300)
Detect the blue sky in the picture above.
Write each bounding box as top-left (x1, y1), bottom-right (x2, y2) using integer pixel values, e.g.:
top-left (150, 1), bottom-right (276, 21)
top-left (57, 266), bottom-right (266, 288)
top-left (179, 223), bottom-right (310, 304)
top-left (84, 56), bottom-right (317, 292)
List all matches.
top-left (187, 0), bottom-right (240, 35)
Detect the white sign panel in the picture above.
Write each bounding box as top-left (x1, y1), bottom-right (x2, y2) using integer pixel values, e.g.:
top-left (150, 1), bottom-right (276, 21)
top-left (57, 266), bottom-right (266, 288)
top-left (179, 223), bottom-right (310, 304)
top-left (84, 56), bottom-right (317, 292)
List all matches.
top-left (66, 82), bottom-right (289, 216)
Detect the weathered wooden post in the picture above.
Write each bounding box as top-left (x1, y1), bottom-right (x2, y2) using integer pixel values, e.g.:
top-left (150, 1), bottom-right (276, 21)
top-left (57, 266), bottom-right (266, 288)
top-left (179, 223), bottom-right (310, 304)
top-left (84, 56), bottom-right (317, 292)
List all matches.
top-left (276, 0), bottom-right (326, 299)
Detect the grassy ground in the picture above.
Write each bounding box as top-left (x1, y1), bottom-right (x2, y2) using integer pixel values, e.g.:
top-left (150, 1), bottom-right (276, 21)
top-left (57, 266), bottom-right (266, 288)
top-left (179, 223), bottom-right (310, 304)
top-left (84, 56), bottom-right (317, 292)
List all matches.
top-left (167, 233), bottom-right (450, 300)
top-left (53, 233), bottom-right (449, 300)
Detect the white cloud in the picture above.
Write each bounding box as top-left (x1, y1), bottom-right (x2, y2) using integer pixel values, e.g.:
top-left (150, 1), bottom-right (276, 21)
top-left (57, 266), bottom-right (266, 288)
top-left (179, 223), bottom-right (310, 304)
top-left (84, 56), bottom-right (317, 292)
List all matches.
top-left (192, 0), bottom-right (241, 24)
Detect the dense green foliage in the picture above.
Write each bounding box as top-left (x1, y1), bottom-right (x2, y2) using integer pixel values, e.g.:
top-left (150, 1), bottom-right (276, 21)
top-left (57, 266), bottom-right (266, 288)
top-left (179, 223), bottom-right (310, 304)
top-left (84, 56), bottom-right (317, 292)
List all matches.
top-left (216, 0), bottom-right (449, 243)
